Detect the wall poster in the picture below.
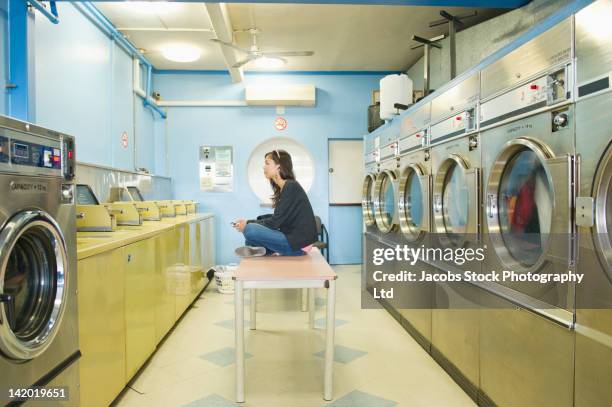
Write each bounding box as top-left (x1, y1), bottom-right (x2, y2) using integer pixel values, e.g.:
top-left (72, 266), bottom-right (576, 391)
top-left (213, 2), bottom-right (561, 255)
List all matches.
top-left (199, 146), bottom-right (233, 192)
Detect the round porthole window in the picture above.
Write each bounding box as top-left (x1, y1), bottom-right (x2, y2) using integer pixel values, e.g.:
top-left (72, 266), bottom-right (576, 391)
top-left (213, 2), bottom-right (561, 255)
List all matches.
top-left (247, 137), bottom-right (315, 205)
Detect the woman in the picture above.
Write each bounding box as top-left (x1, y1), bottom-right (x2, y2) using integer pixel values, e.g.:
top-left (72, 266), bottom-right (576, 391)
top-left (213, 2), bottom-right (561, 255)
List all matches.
top-left (233, 149), bottom-right (318, 257)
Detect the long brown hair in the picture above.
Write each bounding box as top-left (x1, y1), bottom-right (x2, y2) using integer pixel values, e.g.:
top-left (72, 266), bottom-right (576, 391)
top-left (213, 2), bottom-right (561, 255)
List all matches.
top-left (266, 149), bottom-right (296, 207)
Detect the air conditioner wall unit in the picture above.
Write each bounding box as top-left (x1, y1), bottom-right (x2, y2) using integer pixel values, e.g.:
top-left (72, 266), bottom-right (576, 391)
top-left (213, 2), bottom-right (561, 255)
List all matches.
top-left (245, 84), bottom-right (316, 106)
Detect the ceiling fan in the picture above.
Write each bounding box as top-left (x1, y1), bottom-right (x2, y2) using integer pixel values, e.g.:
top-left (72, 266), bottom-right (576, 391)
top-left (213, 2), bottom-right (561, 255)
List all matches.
top-left (211, 28), bottom-right (314, 68)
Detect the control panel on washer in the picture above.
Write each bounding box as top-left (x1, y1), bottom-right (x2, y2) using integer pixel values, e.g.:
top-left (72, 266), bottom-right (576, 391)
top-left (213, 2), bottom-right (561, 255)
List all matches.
top-left (0, 120), bottom-right (75, 180)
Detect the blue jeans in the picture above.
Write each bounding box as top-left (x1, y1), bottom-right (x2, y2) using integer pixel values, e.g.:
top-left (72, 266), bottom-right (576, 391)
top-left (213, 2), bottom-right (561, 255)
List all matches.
top-left (243, 223), bottom-right (305, 256)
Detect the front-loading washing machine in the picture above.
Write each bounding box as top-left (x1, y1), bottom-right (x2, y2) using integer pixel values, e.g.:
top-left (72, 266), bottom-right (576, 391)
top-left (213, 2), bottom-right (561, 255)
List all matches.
top-left (368, 137), bottom-right (402, 315)
top-left (427, 72), bottom-right (482, 398)
top-left (478, 18), bottom-right (576, 406)
top-left (428, 133), bottom-right (481, 398)
top-left (573, 2), bottom-right (612, 404)
top-left (0, 115), bottom-right (80, 405)
top-left (395, 106), bottom-right (434, 349)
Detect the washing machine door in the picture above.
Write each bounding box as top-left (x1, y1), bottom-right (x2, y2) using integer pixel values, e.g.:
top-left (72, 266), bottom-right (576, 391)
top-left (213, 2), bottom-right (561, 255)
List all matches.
top-left (398, 163), bottom-right (430, 242)
top-left (593, 143), bottom-right (612, 280)
top-left (373, 169), bottom-right (399, 233)
top-left (432, 154), bottom-right (479, 245)
top-left (362, 173), bottom-right (377, 227)
top-left (0, 210), bottom-right (69, 360)
top-left (486, 137), bottom-right (573, 272)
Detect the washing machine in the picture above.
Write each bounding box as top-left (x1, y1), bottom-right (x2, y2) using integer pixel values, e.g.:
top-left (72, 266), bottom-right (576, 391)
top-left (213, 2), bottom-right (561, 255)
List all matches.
top-left (574, 2), bottom-right (612, 405)
top-left (393, 103), bottom-right (434, 348)
top-left (0, 115), bottom-right (80, 405)
top-left (478, 16), bottom-right (576, 407)
top-left (427, 72), bottom-right (482, 399)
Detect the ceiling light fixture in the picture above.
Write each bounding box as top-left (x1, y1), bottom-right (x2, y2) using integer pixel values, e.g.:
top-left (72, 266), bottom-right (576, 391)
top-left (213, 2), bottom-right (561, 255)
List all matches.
top-left (161, 44), bottom-right (202, 63)
top-left (253, 56), bottom-right (286, 69)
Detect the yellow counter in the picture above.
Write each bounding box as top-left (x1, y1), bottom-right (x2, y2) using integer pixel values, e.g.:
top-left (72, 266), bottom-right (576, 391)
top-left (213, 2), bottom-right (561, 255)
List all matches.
top-left (77, 212), bottom-right (215, 407)
top-left (77, 213), bottom-right (213, 260)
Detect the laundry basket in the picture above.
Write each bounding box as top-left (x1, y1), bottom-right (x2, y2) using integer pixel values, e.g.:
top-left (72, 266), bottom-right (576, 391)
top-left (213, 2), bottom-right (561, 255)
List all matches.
top-left (214, 263), bottom-right (238, 294)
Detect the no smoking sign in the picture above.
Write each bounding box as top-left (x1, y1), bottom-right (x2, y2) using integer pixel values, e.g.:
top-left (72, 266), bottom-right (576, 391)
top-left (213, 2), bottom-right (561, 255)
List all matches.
top-left (274, 117), bottom-right (287, 131)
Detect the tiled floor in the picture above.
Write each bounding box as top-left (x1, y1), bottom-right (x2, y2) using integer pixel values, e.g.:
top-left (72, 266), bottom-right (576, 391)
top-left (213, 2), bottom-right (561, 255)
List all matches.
top-left (116, 264), bottom-right (475, 407)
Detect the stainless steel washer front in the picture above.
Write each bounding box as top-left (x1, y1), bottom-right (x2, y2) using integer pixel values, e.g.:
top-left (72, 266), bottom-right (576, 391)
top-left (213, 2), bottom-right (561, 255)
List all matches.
top-left (0, 210), bottom-right (69, 360)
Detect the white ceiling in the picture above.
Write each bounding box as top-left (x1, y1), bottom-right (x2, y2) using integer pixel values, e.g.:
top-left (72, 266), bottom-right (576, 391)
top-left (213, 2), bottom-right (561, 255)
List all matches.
top-left (95, 2), bottom-right (506, 72)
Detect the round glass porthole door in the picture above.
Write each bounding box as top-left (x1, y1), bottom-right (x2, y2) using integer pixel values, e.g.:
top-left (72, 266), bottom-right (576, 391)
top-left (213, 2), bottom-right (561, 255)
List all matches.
top-left (594, 143), bottom-right (612, 279)
top-left (362, 174), bottom-right (377, 227)
top-left (374, 170), bottom-right (398, 233)
top-left (487, 138), bottom-right (555, 270)
top-left (0, 210), bottom-right (68, 360)
top-left (433, 156), bottom-right (471, 244)
top-left (399, 165), bottom-right (427, 241)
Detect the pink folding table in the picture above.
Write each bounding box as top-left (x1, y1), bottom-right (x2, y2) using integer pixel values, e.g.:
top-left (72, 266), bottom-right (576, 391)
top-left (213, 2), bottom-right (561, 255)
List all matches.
top-left (233, 248), bottom-right (338, 402)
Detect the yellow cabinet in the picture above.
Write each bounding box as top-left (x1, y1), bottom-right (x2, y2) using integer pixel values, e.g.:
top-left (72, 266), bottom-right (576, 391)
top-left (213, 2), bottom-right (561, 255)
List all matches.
top-left (201, 217), bottom-right (216, 271)
top-left (173, 223), bottom-right (192, 319)
top-left (154, 229), bottom-right (177, 343)
top-left (124, 238), bottom-right (156, 380)
top-left (78, 250), bottom-right (125, 407)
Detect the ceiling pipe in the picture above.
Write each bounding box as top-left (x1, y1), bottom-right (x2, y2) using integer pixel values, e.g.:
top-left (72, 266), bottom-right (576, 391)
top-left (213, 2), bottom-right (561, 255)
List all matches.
top-left (27, 0), bottom-right (59, 24)
top-left (116, 27), bottom-right (213, 33)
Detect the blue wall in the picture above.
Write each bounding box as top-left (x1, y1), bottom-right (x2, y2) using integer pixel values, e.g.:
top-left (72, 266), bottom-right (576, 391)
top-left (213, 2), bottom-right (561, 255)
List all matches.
top-left (21, 3), bottom-right (160, 173)
top-left (0, 0), bottom-right (7, 116)
top-left (154, 72), bottom-right (380, 264)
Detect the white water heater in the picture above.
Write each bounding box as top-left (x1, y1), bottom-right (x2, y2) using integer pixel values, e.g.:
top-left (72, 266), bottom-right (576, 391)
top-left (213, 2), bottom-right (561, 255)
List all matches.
top-left (379, 74), bottom-right (413, 121)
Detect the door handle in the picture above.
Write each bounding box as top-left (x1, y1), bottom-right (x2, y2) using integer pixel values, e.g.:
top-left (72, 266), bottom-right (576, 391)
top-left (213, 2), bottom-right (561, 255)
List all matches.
top-left (0, 294), bottom-right (15, 327)
top-left (487, 194), bottom-right (497, 219)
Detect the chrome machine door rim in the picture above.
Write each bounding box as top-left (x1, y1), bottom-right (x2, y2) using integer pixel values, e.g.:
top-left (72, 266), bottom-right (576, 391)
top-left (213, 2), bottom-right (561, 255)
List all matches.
top-left (432, 154), bottom-right (474, 246)
top-left (593, 142), bottom-right (612, 280)
top-left (373, 169), bottom-right (398, 234)
top-left (0, 210), bottom-right (69, 360)
top-left (486, 137), bottom-right (556, 273)
top-left (398, 163), bottom-right (429, 242)
top-left (362, 173), bottom-right (377, 227)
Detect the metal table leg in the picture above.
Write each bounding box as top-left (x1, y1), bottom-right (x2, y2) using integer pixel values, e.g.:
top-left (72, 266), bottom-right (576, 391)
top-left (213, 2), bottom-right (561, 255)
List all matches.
top-left (308, 288), bottom-right (315, 329)
top-left (235, 281), bottom-right (245, 403)
top-left (250, 289), bottom-right (257, 330)
top-left (301, 288), bottom-right (308, 312)
top-left (323, 279), bottom-right (336, 401)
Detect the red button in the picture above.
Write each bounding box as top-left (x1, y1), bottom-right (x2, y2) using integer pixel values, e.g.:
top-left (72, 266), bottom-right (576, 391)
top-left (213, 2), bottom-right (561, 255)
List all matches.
top-left (530, 84), bottom-right (539, 90)
top-left (68, 151), bottom-right (73, 159)
top-left (456, 116), bottom-right (462, 121)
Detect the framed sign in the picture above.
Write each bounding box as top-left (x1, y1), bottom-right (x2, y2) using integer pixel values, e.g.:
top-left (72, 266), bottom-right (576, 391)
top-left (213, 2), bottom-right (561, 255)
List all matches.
top-left (199, 146), bottom-right (233, 192)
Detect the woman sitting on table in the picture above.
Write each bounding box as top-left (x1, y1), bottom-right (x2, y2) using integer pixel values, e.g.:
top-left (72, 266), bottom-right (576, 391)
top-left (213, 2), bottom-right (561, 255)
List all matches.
top-left (233, 149), bottom-right (318, 257)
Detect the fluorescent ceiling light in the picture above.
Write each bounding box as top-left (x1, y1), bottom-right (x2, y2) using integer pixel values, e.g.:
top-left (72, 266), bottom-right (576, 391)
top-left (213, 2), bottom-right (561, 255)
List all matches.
top-left (254, 56), bottom-right (286, 69)
top-left (161, 44), bottom-right (202, 63)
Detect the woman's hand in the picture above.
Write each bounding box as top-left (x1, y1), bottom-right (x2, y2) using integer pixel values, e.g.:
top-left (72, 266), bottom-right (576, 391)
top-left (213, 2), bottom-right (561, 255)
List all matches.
top-left (233, 219), bottom-right (247, 232)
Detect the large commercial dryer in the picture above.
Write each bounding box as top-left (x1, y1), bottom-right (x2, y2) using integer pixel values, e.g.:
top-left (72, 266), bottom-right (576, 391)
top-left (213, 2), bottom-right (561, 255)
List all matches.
top-left (478, 17), bottom-right (575, 407)
top-left (0, 115), bottom-right (80, 405)
top-left (427, 72), bottom-right (482, 399)
top-left (393, 103), bottom-right (434, 349)
top-left (574, 1), bottom-right (612, 405)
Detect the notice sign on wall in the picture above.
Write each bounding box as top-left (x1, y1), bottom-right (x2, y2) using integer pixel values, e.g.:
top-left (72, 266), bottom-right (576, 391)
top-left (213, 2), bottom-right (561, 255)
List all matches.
top-left (199, 146), bottom-right (233, 192)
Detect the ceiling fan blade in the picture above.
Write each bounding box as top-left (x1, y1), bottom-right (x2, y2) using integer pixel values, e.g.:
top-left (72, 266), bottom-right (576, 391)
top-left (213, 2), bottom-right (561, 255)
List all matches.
top-left (232, 55), bottom-right (257, 68)
top-left (210, 38), bottom-right (250, 54)
top-left (264, 51), bottom-right (314, 57)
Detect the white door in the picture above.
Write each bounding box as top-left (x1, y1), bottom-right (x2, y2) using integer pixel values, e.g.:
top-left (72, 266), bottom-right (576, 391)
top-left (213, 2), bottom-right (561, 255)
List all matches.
top-left (329, 140), bottom-right (363, 204)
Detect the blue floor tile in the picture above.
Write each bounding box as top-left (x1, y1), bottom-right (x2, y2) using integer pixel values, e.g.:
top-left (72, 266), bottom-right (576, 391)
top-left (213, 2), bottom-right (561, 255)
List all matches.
top-left (199, 347), bottom-right (253, 367)
top-left (314, 345), bottom-right (367, 364)
top-left (327, 390), bottom-right (397, 407)
top-left (182, 393), bottom-right (238, 407)
top-left (314, 318), bottom-right (348, 329)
